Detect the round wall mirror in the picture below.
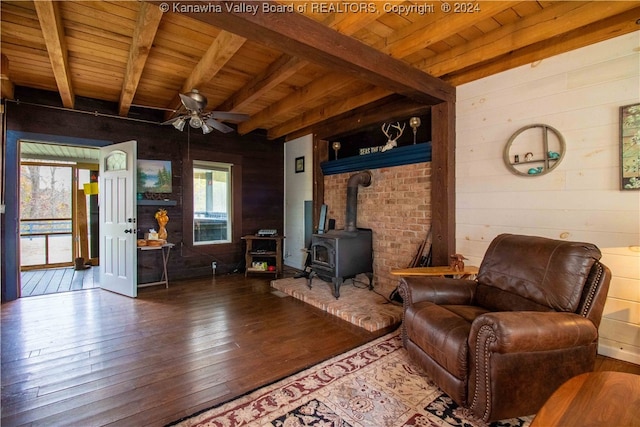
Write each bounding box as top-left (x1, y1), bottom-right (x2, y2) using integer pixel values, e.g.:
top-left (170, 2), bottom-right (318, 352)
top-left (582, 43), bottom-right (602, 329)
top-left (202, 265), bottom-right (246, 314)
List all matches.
top-left (503, 124), bottom-right (566, 177)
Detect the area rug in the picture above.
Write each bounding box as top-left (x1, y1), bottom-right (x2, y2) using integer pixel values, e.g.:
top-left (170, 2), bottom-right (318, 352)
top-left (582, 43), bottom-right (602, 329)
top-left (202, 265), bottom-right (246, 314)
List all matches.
top-left (270, 277), bottom-right (402, 332)
top-left (169, 330), bottom-right (533, 427)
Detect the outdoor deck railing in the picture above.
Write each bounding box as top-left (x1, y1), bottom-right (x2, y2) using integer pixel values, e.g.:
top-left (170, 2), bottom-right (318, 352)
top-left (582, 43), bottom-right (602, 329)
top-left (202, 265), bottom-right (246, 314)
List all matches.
top-left (20, 218), bottom-right (73, 267)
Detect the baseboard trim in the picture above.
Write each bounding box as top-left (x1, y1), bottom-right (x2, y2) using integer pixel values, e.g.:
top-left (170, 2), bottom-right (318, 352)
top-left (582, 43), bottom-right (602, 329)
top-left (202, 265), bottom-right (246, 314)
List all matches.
top-left (598, 343), bottom-right (640, 365)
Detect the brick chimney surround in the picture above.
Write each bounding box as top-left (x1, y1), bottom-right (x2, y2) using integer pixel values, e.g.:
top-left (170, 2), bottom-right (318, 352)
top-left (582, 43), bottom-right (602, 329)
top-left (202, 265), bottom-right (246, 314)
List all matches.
top-left (323, 162), bottom-right (431, 295)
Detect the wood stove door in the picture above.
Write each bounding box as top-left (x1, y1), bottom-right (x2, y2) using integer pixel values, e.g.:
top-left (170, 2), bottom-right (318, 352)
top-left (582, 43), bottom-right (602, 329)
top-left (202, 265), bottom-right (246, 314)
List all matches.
top-left (311, 241), bottom-right (335, 273)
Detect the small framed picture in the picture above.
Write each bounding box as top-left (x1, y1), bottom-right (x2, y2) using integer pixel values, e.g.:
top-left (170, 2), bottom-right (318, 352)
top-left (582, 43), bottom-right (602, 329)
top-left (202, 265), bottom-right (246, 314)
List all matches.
top-left (620, 103), bottom-right (640, 190)
top-left (295, 156), bottom-right (305, 173)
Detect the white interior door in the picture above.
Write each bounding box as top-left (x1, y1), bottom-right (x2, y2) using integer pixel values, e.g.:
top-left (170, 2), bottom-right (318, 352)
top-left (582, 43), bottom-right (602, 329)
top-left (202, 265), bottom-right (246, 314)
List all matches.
top-left (99, 141), bottom-right (137, 297)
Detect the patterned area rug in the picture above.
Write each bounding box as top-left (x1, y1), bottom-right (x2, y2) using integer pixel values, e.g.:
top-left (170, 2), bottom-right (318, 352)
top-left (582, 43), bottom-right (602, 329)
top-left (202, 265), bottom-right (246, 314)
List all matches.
top-left (270, 277), bottom-right (403, 332)
top-left (170, 331), bottom-right (533, 427)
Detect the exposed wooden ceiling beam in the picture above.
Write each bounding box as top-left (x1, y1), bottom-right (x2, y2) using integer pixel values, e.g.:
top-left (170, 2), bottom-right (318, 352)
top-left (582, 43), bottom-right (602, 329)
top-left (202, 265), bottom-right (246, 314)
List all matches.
top-left (1, 54), bottom-right (15, 100)
top-left (245, 3), bottom-right (513, 137)
top-left (183, 30), bottom-right (246, 93)
top-left (33, 0), bottom-right (74, 108)
top-left (166, 30), bottom-right (246, 117)
top-left (272, 1), bottom-right (640, 139)
top-left (376, 1), bottom-right (520, 59)
top-left (216, 54), bottom-right (306, 112)
top-left (445, 6), bottom-right (640, 86)
top-left (307, 94), bottom-right (432, 141)
top-left (420, 1), bottom-right (637, 78)
top-left (165, 1), bottom-right (454, 107)
top-left (238, 72), bottom-right (357, 134)
top-left (271, 86), bottom-right (392, 140)
top-left (119, 1), bottom-right (163, 116)
top-left (324, 6), bottom-right (385, 35)
top-left (214, 8), bottom-right (383, 114)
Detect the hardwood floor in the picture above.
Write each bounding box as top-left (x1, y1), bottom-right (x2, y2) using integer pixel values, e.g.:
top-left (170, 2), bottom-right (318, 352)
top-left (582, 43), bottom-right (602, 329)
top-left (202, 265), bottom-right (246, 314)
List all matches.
top-left (20, 267), bottom-right (99, 297)
top-left (1, 273), bottom-right (391, 426)
top-left (2, 273), bottom-right (639, 427)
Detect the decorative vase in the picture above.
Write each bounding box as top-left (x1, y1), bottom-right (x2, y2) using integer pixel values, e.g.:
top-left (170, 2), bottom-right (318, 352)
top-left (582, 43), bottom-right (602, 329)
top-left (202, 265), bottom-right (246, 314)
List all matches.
top-left (155, 209), bottom-right (169, 240)
top-left (157, 225), bottom-right (167, 241)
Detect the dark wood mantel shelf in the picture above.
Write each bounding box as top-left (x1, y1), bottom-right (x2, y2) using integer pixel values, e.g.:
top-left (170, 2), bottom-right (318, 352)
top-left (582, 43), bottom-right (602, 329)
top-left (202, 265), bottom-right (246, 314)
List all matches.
top-left (320, 143), bottom-right (431, 175)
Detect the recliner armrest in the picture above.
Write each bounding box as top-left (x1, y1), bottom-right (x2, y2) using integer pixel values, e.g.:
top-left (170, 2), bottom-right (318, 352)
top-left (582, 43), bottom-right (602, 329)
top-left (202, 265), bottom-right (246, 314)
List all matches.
top-left (398, 277), bottom-right (476, 305)
top-left (470, 311), bottom-right (598, 353)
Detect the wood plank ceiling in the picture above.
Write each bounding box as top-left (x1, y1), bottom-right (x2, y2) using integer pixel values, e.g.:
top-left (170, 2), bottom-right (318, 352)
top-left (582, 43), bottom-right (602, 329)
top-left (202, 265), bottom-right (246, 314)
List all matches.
top-left (1, 1), bottom-right (639, 141)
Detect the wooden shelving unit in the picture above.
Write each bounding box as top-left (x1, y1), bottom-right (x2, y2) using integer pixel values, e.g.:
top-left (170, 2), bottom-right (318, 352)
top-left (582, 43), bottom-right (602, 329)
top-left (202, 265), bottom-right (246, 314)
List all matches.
top-left (242, 235), bottom-right (285, 278)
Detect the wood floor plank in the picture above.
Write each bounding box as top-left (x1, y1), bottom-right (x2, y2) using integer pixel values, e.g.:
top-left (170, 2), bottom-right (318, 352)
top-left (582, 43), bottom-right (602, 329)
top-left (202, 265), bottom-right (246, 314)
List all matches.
top-left (61, 267), bottom-right (76, 291)
top-left (20, 267), bottom-right (98, 297)
top-left (83, 267), bottom-right (98, 289)
top-left (2, 273), bottom-right (384, 426)
top-left (70, 268), bottom-right (86, 291)
top-left (47, 268), bottom-right (65, 293)
top-left (20, 269), bottom-right (44, 296)
top-left (3, 272), bottom-right (638, 426)
top-left (32, 269), bottom-right (55, 295)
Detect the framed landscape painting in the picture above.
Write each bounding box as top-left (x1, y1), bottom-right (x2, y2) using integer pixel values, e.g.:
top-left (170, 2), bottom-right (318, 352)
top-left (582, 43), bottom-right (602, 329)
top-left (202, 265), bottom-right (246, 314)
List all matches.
top-left (620, 103), bottom-right (640, 190)
top-left (137, 159), bottom-right (172, 193)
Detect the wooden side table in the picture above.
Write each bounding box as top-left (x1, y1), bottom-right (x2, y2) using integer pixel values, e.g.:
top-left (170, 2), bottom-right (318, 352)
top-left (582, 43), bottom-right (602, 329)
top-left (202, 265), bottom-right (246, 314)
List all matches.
top-left (531, 371), bottom-right (640, 426)
top-left (390, 265), bottom-right (479, 279)
top-left (242, 235), bottom-right (284, 278)
top-left (137, 243), bottom-right (175, 288)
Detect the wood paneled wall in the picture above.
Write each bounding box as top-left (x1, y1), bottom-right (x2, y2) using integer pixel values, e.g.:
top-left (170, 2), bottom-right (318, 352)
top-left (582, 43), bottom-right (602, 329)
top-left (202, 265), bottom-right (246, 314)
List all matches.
top-left (455, 32), bottom-right (640, 365)
top-left (4, 88), bottom-right (284, 287)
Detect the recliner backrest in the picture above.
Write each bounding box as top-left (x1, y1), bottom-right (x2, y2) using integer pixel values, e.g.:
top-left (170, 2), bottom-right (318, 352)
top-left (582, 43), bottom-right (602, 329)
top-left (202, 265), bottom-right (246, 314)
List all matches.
top-left (475, 234), bottom-right (602, 313)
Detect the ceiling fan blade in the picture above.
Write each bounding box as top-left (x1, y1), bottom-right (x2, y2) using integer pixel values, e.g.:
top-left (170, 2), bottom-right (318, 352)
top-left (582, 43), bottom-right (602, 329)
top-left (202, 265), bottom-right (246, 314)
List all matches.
top-left (161, 115), bottom-right (187, 125)
top-left (179, 93), bottom-right (203, 112)
top-left (205, 117), bottom-right (234, 133)
top-left (209, 112), bottom-right (250, 122)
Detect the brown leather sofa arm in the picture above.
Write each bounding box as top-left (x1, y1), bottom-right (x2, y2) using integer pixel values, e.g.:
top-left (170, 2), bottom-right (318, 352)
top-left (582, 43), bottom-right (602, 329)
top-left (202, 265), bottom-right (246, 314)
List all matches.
top-left (398, 277), bottom-right (476, 305)
top-left (470, 311), bottom-right (598, 353)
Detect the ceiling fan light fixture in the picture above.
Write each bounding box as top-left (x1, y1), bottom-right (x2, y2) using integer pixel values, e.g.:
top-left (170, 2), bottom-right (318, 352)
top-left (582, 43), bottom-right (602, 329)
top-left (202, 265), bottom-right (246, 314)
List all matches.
top-left (188, 89), bottom-right (207, 108)
top-left (189, 115), bottom-right (203, 129)
top-left (201, 123), bottom-right (213, 134)
top-left (162, 88), bottom-right (248, 134)
top-left (173, 117), bottom-right (186, 131)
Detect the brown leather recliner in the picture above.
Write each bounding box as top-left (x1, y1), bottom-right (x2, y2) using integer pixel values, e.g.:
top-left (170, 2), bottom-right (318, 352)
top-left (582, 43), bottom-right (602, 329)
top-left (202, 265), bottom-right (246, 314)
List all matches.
top-left (398, 233), bottom-right (611, 422)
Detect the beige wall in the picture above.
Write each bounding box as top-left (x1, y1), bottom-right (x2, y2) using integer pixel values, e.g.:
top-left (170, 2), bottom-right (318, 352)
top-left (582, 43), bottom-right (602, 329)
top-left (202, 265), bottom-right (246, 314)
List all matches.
top-left (456, 32), bottom-right (640, 364)
top-left (283, 134), bottom-right (313, 269)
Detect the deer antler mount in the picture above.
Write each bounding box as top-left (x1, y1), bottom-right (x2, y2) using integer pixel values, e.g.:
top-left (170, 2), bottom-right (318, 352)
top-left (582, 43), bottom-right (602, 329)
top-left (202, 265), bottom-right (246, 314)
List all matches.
top-left (381, 122), bottom-right (406, 152)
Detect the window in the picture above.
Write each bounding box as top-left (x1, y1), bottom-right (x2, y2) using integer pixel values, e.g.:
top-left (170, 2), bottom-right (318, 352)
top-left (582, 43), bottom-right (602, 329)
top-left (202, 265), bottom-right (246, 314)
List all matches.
top-left (105, 150), bottom-right (127, 171)
top-left (193, 160), bottom-right (232, 245)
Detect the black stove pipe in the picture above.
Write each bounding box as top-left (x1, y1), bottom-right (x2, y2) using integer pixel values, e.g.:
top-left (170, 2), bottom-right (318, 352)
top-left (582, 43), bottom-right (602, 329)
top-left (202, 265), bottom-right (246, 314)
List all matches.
top-left (345, 171), bottom-right (372, 232)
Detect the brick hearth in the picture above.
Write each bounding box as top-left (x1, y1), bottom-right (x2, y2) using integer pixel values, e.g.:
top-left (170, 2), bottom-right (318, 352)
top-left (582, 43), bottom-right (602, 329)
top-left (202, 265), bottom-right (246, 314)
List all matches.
top-left (323, 162), bottom-right (431, 294)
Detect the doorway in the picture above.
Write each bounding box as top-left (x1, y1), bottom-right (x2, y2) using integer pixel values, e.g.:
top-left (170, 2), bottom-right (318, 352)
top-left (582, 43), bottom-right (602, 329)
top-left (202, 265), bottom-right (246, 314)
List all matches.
top-left (19, 142), bottom-right (100, 297)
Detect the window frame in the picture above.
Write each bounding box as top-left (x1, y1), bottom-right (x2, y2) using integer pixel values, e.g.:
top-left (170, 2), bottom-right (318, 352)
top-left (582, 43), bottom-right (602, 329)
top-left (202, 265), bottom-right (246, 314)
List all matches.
top-left (192, 160), bottom-right (233, 245)
top-left (183, 154), bottom-right (242, 250)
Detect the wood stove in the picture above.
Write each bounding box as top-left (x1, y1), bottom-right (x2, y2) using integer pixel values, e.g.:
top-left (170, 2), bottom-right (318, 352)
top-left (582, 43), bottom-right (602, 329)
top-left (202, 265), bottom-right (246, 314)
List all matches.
top-left (308, 229), bottom-right (373, 298)
top-left (307, 171), bottom-right (374, 298)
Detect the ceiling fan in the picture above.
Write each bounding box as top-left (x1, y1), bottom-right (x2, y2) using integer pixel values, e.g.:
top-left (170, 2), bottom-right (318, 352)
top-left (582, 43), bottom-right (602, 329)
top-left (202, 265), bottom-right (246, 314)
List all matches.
top-left (162, 89), bottom-right (249, 134)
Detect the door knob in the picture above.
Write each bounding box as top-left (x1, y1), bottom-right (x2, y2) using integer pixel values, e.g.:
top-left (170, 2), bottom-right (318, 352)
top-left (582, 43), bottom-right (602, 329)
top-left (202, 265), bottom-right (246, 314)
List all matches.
top-left (124, 229), bottom-right (134, 233)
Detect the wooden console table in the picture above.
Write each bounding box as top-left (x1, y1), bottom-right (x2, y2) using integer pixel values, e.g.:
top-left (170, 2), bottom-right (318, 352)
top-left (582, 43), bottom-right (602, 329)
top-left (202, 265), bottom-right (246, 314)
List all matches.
top-left (242, 235), bottom-right (284, 278)
top-left (531, 371), bottom-right (640, 426)
top-left (390, 265), bottom-right (479, 279)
